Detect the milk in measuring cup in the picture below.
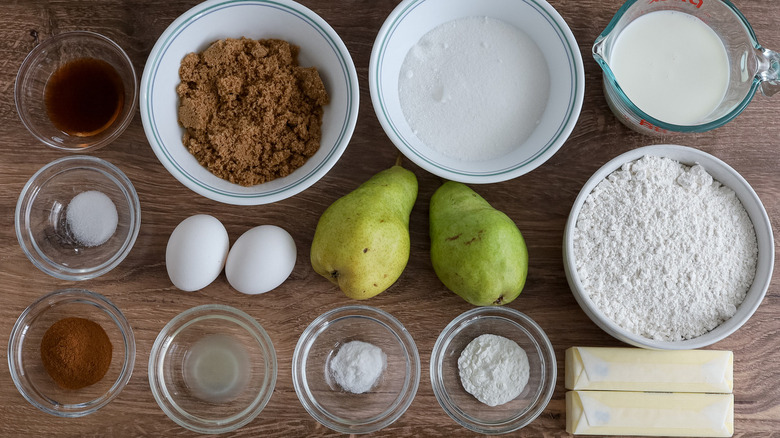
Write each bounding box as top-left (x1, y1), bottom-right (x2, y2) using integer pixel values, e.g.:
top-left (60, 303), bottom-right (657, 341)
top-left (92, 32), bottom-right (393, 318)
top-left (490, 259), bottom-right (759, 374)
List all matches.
top-left (609, 11), bottom-right (729, 125)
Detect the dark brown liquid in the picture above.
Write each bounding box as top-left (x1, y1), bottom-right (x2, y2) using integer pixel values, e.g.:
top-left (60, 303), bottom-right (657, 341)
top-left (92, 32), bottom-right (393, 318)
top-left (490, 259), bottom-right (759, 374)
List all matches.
top-left (45, 58), bottom-right (125, 137)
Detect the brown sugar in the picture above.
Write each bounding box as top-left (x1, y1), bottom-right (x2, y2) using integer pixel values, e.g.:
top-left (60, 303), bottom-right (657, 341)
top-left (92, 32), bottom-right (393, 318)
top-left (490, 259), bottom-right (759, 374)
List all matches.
top-left (176, 38), bottom-right (329, 186)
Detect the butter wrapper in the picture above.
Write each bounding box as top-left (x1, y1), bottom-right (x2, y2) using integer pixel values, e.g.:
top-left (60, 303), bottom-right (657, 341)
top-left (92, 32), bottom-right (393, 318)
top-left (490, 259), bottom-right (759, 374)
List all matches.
top-left (566, 390), bottom-right (733, 437)
top-left (565, 347), bottom-right (733, 393)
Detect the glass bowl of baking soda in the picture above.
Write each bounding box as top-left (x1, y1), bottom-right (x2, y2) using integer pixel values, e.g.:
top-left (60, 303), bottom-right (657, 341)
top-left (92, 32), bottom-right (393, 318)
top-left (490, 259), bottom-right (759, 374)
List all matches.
top-left (430, 307), bottom-right (556, 434)
top-left (148, 305), bottom-right (277, 434)
top-left (292, 305), bottom-right (421, 434)
top-left (15, 155), bottom-right (141, 281)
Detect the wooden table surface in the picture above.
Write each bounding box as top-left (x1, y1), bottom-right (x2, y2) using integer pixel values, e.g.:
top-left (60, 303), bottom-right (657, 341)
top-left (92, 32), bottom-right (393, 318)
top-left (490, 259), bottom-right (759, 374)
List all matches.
top-left (1, 0), bottom-right (778, 436)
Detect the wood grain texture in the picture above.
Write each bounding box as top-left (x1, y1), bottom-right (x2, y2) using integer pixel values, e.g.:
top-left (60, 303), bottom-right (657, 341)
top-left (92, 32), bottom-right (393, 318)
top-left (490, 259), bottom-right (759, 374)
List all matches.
top-left (0, 0), bottom-right (778, 436)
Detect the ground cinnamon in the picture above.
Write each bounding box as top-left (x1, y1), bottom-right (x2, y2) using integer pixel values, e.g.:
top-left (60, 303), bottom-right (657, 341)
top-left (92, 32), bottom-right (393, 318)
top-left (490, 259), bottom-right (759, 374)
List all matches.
top-left (40, 317), bottom-right (112, 390)
top-left (176, 37), bottom-right (329, 186)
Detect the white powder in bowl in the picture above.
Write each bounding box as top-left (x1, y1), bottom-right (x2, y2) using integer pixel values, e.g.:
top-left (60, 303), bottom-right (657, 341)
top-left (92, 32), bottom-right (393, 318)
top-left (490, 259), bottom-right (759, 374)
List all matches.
top-left (458, 334), bottom-right (530, 407)
top-left (329, 340), bottom-right (386, 394)
top-left (66, 190), bottom-right (118, 247)
top-left (573, 156), bottom-right (758, 341)
top-left (398, 16), bottom-right (550, 162)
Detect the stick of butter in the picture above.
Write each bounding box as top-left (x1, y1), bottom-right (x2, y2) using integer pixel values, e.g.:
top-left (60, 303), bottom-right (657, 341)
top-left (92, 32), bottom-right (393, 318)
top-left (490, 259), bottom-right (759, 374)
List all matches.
top-left (566, 390), bottom-right (734, 437)
top-left (565, 347), bottom-right (733, 393)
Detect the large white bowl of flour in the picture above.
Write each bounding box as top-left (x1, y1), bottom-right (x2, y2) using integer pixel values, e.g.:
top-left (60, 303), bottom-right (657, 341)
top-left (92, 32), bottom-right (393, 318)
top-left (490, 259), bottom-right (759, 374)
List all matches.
top-left (563, 145), bottom-right (774, 350)
top-left (369, 0), bottom-right (584, 183)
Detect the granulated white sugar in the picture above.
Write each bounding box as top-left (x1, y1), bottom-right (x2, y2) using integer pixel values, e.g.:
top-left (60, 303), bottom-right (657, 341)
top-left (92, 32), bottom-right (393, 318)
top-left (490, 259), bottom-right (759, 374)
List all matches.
top-left (573, 156), bottom-right (758, 342)
top-left (398, 16), bottom-right (550, 162)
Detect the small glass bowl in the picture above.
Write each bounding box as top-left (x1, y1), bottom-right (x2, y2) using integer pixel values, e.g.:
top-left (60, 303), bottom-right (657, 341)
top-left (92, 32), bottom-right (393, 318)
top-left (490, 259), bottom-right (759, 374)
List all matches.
top-left (148, 305), bottom-right (277, 434)
top-left (8, 289), bottom-right (136, 417)
top-left (15, 155), bottom-right (141, 281)
top-left (430, 307), bottom-right (556, 435)
top-left (15, 31), bottom-right (138, 151)
top-left (292, 305), bottom-right (420, 434)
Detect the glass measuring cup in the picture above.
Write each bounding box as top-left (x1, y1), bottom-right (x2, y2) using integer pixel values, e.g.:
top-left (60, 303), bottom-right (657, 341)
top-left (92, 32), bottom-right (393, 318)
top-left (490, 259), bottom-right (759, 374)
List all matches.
top-left (593, 0), bottom-right (780, 135)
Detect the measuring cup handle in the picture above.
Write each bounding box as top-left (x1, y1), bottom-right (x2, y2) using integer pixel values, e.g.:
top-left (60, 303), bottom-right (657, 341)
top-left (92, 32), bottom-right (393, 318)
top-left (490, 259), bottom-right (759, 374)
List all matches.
top-left (758, 47), bottom-right (780, 97)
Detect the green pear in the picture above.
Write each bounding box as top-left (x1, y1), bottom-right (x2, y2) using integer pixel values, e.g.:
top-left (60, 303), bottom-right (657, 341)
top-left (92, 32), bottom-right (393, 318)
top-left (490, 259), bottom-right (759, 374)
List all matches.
top-left (430, 181), bottom-right (528, 306)
top-left (311, 164), bottom-right (418, 299)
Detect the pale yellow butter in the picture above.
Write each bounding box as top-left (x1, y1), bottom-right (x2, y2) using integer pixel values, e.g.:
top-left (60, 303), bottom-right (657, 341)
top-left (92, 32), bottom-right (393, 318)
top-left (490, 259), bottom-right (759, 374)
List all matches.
top-left (565, 347), bottom-right (733, 393)
top-left (566, 390), bottom-right (734, 437)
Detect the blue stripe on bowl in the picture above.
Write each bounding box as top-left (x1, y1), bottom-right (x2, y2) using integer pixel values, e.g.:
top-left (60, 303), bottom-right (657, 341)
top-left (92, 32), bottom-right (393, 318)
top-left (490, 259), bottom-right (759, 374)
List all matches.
top-left (145, 0), bottom-right (354, 199)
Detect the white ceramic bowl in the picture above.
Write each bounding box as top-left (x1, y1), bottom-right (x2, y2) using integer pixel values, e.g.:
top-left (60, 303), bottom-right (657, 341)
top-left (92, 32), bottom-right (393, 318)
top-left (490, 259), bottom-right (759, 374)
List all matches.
top-left (369, 0), bottom-right (584, 183)
top-left (141, 0), bottom-right (359, 205)
top-left (563, 145), bottom-right (774, 349)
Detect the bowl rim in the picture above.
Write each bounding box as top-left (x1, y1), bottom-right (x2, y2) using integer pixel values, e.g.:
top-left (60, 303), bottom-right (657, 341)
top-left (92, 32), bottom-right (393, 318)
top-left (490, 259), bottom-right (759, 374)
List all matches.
top-left (291, 304), bottom-right (421, 434)
top-left (7, 288), bottom-right (136, 417)
top-left (139, 0), bottom-right (360, 205)
top-left (14, 30), bottom-right (138, 152)
top-left (430, 306), bottom-right (557, 434)
top-left (147, 304), bottom-right (278, 434)
top-left (368, 0), bottom-right (585, 184)
top-left (14, 155), bottom-right (141, 281)
top-left (562, 144), bottom-right (775, 349)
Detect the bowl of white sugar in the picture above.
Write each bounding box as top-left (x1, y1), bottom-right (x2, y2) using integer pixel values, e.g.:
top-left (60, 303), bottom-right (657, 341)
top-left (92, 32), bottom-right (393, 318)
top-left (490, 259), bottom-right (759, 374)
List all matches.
top-left (563, 145), bottom-right (774, 349)
top-left (430, 307), bottom-right (556, 434)
top-left (369, 0), bottom-right (584, 183)
top-left (292, 305), bottom-right (421, 434)
top-left (15, 156), bottom-right (141, 281)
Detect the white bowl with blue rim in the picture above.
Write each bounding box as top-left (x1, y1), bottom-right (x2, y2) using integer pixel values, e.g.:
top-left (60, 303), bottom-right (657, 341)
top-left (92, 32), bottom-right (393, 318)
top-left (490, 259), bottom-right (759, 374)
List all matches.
top-left (141, 0), bottom-right (359, 205)
top-left (369, 0), bottom-right (584, 184)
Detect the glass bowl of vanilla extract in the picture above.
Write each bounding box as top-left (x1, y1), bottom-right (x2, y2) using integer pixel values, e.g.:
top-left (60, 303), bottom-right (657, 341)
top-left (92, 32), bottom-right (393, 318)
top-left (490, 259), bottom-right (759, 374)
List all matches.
top-left (15, 31), bottom-right (137, 152)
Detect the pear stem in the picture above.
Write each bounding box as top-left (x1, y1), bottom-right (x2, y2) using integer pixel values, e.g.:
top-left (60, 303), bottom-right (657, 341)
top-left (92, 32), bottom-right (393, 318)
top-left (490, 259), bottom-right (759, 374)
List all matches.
top-left (394, 152), bottom-right (403, 167)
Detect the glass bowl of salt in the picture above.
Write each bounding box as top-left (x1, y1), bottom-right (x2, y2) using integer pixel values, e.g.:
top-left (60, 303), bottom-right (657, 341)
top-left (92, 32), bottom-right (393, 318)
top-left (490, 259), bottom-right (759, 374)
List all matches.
top-left (430, 307), bottom-right (556, 434)
top-left (292, 305), bottom-right (421, 434)
top-left (15, 155), bottom-right (141, 281)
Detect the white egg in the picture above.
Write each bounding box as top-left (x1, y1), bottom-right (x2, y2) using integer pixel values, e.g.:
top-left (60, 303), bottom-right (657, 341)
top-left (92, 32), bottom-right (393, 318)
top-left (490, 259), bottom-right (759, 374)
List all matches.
top-left (166, 214), bottom-right (229, 292)
top-left (225, 225), bottom-right (297, 295)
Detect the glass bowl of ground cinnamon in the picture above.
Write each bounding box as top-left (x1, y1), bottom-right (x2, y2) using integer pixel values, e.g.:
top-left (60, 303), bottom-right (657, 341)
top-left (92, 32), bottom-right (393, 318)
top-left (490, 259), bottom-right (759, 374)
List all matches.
top-left (15, 31), bottom-right (138, 152)
top-left (8, 289), bottom-right (136, 417)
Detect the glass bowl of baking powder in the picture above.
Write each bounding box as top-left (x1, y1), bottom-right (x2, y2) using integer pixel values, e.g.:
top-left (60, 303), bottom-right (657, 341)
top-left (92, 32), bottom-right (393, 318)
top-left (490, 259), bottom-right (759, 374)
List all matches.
top-left (430, 307), bottom-right (556, 434)
top-left (292, 305), bottom-right (421, 434)
top-left (563, 144), bottom-right (774, 349)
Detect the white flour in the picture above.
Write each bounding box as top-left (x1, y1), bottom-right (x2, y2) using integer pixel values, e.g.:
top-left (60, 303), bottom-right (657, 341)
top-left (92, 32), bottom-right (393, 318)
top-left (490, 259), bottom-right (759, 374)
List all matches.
top-left (458, 334), bottom-right (530, 407)
top-left (398, 16), bottom-right (550, 162)
top-left (329, 340), bottom-right (386, 394)
top-left (573, 156), bottom-right (758, 341)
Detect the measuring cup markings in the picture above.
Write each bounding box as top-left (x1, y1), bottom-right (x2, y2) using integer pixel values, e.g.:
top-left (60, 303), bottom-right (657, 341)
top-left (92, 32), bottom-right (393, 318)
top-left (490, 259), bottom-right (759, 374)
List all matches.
top-left (649, 0), bottom-right (704, 9)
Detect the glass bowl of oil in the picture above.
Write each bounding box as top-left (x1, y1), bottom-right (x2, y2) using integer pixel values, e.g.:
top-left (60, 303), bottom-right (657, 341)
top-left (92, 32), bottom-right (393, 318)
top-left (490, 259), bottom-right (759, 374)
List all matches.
top-left (148, 305), bottom-right (278, 434)
top-left (15, 31), bottom-right (138, 152)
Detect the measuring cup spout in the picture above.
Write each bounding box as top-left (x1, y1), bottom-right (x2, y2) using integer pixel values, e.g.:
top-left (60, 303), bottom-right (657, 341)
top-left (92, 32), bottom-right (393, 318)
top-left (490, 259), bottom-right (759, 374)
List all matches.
top-left (592, 37), bottom-right (609, 70)
top-left (757, 47), bottom-right (780, 97)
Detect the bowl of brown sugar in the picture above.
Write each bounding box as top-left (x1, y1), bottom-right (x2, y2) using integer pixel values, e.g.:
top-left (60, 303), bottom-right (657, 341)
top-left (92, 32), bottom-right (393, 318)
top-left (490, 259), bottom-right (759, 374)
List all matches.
top-left (8, 289), bottom-right (136, 417)
top-left (140, 0), bottom-right (359, 205)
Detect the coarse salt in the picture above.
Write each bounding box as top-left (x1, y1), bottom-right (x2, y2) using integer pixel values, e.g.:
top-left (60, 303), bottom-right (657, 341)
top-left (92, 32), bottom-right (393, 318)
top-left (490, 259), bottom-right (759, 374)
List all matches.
top-left (398, 16), bottom-right (550, 162)
top-left (66, 190), bottom-right (118, 247)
